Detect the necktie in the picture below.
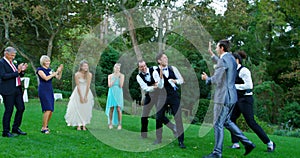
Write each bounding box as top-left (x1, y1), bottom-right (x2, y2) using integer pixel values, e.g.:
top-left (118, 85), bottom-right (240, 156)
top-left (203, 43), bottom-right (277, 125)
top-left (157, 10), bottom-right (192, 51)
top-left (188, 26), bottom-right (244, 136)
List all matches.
top-left (9, 61), bottom-right (21, 86)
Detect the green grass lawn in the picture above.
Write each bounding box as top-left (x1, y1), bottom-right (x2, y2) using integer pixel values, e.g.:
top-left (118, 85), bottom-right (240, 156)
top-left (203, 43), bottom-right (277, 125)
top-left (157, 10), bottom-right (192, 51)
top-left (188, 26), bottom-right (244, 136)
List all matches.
top-left (0, 99), bottom-right (299, 158)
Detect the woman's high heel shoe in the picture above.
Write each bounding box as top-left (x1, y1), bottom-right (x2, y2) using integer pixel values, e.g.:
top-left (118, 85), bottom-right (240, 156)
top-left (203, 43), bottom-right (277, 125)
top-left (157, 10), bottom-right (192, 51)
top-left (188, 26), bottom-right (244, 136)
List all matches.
top-left (117, 125), bottom-right (122, 130)
top-left (41, 129), bottom-right (50, 134)
top-left (109, 124), bottom-right (113, 129)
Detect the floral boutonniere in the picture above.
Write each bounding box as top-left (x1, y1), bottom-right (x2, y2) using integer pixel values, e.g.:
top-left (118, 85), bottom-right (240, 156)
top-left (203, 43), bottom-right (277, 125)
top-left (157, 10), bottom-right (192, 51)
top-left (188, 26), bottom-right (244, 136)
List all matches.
top-left (13, 60), bottom-right (18, 65)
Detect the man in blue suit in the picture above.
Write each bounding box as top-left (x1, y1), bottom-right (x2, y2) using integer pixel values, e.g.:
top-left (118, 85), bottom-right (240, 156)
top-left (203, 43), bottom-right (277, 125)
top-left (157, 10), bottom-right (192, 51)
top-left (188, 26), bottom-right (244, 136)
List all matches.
top-left (0, 47), bottom-right (28, 137)
top-left (201, 40), bottom-right (255, 158)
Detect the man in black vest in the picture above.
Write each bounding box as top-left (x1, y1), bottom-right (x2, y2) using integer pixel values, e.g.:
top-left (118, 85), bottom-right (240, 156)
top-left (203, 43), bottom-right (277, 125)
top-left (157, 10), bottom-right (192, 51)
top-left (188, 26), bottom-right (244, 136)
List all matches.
top-left (136, 60), bottom-right (177, 139)
top-left (152, 53), bottom-right (186, 148)
top-left (230, 51), bottom-right (275, 152)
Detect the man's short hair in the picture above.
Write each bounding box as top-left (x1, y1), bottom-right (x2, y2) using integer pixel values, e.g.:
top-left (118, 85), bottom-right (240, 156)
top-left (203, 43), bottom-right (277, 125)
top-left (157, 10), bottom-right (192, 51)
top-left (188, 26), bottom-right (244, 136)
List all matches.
top-left (218, 39), bottom-right (230, 52)
top-left (137, 59), bottom-right (145, 67)
top-left (4, 47), bottom-right (17, 55)
top-left (156, 52), bottom-right (165, 64)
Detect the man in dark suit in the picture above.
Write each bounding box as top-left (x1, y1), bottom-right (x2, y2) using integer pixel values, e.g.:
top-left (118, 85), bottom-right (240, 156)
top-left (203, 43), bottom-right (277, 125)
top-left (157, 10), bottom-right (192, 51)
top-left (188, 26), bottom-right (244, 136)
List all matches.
top-left (0, 46), bottom-right (28, 137)
top-left (201, 40), bottom-right (255, 158)
top-left (152, 53), bottom-right (186, 149)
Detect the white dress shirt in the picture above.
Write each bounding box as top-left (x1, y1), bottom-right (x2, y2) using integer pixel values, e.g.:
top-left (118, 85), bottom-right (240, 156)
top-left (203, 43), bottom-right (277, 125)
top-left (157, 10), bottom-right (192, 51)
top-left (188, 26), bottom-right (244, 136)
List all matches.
top-left (136, 68), bottom-right (155, 92)
top-left (235, 64), bottom-right (253, 95)
top-left (153, 66), bottom-right (184, 89)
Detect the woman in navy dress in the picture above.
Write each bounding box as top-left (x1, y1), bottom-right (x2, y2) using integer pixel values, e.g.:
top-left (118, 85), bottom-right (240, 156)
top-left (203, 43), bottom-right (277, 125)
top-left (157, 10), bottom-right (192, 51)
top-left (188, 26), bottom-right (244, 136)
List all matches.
top-left (37, 55), bottom-right (63, 134)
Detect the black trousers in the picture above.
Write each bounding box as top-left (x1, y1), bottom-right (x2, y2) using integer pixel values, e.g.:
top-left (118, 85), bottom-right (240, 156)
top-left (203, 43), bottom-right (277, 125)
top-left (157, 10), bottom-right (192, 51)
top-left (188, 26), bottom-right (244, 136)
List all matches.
top-left (141, 90), bottom-right (175, 137)
top-left (230, 95), bottom-right (270, 144)
top-left (156, 93), bottom-right (184, 143)
top-left (2, 86), bottom-right (25, 133)
top-left (141, 92), bottom-right (156, 137)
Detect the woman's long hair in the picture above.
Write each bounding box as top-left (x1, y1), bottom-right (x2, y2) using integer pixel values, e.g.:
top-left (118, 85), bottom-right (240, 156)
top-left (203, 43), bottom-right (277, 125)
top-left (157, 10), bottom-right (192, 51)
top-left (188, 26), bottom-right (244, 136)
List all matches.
top-left (78, 60), bottom-right (89, 79)
top-left (113, 63), bottom-right (121, 73)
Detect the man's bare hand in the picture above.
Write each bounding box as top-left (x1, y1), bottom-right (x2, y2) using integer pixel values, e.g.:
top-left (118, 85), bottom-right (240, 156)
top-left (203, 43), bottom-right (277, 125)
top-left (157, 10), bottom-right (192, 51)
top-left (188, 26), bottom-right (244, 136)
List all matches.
top-left (208, 41), bottom-right (214, 56)
top-left (201, 72), bottom-right (208, 80)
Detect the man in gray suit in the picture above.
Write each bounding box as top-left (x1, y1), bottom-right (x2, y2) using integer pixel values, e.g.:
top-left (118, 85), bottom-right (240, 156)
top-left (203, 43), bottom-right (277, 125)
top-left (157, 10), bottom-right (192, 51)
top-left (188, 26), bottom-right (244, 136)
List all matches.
top-left (201, 40), bottom-right (255, 158)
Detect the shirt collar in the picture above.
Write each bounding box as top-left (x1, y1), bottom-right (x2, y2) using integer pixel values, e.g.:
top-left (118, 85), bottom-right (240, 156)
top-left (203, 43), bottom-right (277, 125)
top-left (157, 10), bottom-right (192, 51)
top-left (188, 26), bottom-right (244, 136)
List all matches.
top-left (3, 57), bottom-right (11, 64)
top-left (161, 66), bottom-right (168, 70)
top-left (220, 52), bottom-right (228, 59)
top-left (237, 64), bottom-right (242, 70)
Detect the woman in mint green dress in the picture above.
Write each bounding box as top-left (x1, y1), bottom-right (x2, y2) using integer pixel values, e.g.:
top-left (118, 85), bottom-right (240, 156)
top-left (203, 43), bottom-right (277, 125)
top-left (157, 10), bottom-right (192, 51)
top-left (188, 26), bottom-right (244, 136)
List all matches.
top-left (105, 63), bottom-right (124, 130)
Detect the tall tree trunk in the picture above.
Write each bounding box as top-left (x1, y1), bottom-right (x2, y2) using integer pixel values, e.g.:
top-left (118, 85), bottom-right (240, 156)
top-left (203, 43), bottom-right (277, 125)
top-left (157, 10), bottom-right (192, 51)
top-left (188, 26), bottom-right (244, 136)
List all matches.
top-left (3, 16), bottom-right (10, 40)
top-left (120, 3), bottom-right (143, 106)
top-left (47, 30), bottom-right (59, 57)
top-left (158, 0), bottom-right (172, 53)
top-left (157, 9), bottom-right (165, 54)
top-left (121, 6), bottom-right (142, 60)
top-left (157, 1), bottom-right (171, 53)
top-left (99, 14), bottom-right (108, 45)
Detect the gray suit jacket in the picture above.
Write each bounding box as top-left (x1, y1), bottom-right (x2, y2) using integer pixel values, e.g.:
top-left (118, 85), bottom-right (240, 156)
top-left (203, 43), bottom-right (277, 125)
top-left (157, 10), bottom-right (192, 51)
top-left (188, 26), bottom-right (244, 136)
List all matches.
top-left (206, 53), bottom-right (237, 105)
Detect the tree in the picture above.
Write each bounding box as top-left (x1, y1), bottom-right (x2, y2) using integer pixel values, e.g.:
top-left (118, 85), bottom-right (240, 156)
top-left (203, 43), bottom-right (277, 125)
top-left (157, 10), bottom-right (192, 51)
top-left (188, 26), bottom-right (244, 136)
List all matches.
top-left (1, 0), bottom-right (77, 75)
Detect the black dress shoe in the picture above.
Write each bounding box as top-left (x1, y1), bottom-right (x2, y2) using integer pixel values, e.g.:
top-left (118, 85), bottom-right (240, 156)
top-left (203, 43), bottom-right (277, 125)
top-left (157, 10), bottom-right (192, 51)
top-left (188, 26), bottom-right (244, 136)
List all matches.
top-left (244, 143), bottom-right (256, 156)
top-left (12, 128), bottom-right (27, 135)
top-left (203, 152), bottom-right (222, 158)
top-left (152, 139), bottom-right (162, 145)
top-left (2, 132), bottom-right (16, 138)
top-left (179, 142), bottom-right (186, 149)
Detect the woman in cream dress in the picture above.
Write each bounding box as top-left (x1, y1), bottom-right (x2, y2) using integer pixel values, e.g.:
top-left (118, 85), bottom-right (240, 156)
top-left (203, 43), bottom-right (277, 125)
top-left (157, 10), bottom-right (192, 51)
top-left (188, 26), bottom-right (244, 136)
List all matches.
top-left (65, 60), bottom-right (94, 130)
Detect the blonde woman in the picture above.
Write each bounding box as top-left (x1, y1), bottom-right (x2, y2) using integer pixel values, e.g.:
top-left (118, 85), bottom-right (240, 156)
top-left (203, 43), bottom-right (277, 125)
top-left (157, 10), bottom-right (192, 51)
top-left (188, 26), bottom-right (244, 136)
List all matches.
top-left (65, 60), bottom-right (94, 130)
top-left (37, 55), bottom-right (63, 134)
top-left (105, 63), bottom-right (124, 130)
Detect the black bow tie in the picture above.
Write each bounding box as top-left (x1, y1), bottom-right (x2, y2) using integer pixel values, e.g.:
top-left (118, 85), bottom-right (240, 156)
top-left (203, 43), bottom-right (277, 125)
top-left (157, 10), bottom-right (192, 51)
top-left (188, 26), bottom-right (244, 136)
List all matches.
top-left (163, 68), bottom-right (168, 71)
top-left (143, 72), bottom-right (149, 76)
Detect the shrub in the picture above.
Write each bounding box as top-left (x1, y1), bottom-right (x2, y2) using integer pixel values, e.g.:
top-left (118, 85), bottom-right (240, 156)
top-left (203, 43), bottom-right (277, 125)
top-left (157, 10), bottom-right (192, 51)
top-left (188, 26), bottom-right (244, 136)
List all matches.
top-left (95, 96), bottom-right (107, 110)
top-left (95, 85), bottom-right (107, 98)
top-left (274, 129), bottom-right (300, 138)
top-left (279, 101), bottom-right (300, 128)
top-left (28, 85), bottom-right (38, 99)
top-left (253, 81), bottom-right (284, 124)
